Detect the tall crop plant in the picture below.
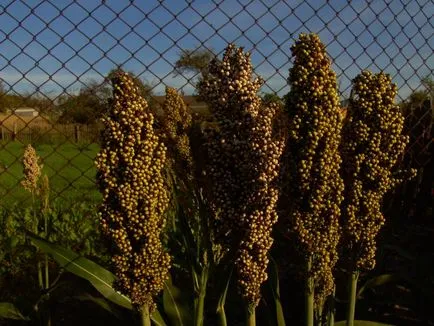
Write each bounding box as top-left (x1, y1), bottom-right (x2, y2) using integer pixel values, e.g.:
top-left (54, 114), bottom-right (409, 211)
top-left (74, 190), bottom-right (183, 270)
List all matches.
top-left (198, 44), bottom-right (285, 325)
top-left (340, 71), bottom-right (414, 326)
top-left (160, 86), bottom-right (212, 326)
top-left (284, 33), bottom-right (344, 326)
top-left (95, 71), bottom-right (170, 326)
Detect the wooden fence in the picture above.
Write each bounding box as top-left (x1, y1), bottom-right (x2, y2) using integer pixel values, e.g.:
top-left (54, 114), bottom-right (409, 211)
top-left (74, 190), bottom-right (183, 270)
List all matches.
top-left (1, 124), bottom-right (100, 144)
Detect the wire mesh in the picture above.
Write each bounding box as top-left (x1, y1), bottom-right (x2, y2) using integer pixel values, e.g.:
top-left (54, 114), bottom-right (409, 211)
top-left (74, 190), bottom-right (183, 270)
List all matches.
top-left (0, 0), bottom-right (432, 209)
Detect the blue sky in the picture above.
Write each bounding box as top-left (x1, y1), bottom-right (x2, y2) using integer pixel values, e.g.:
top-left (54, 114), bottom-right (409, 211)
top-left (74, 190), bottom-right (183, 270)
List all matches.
top-left (0, 0), bottom-right (432, 101)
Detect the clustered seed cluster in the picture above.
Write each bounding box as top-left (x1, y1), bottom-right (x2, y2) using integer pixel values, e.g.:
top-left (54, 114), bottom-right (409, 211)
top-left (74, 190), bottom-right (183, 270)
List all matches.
top-left (341, 71), bottom-right (411, 271)
top-left (21, 144), bottom-right (42, 193)
top-left (160, 86), bottom-right (194, 183)
top-left (95, 72), bottom-right (170, 309)
top-left (285, 33), bottom-right (344, 302)
top-left (198, 44), bottom-right (285, 307)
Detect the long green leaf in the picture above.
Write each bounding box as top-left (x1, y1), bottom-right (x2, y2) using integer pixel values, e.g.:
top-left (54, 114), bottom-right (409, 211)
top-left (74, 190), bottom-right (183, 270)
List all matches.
top-left (29, 233), bottom-right (168, 325)
top-left (28, 233), bottom-right (132, 310)
top-left (162, 274), bottom-right (192, 326)
top-left (0, 302), bottom-right (29, 321)
top-left (334, 321), bottom-right (395, 326)
top-left (151, 309), bottom-right (168, 326)
top-left (268, 257), bottom-right (286, 326)
top-left (215, 267), bottom-right (232, 326)
top-left (357, 274), bottom-right (398, 298)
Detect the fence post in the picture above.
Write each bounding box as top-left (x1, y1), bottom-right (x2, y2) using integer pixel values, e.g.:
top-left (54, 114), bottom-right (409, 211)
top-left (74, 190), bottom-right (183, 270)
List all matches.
top-left (74, 124), bottom-right (80, 143)
top-left (12, 122), bottom-right (17, 141)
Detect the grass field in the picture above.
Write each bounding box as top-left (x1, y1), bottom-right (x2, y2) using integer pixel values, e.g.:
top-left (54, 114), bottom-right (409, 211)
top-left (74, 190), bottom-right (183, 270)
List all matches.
top-left (0, 141), bottom-right (101, 208)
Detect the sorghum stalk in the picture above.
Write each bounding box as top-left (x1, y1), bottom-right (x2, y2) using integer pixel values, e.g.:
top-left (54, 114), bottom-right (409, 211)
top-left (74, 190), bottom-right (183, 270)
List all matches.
top-left (306, 257), bottom-right (314, 326)
top-left (198, 44), bottom-right (285, 325)
top-left (326, 286), bottom-right (336, 326)
top-left (340, 71), bottom-right (413, 325)
top-left (161, 86), bottom-right (193, 183)
top-left (22, 145), bottom-right (51, 326)
top-left (284, 33), bottom-right (344, 324)
top-left (160, 86), bottom-right (210, 326)
top-left (40, 175), bottom-right (50, 289)
top-left (346, 271), bottom-right (358, 326)
top-left (21, 144), bottom-right (42, 195)
top-left (95, 71), bottom-right (171, 323)
top-left (22, 144), bottom-right (44, 290)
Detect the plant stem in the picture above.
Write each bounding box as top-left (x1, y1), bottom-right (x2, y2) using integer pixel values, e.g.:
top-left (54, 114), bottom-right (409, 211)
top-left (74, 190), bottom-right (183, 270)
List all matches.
top-left (327, 286), bottom-right (335, 326)
top-left (316, 303), bottom-right (323, 326)
top-left (195, 267), bottom-right (208, 326)
top-left (141, 304), bottom-right (151, 326)
top-left (346, 271), bottom-right (359, 326)
top-left (32, 191), bottom-right (45, 291)
top-left (306, 256), bottom-right (314, 326)
top-left (246, 304), bottom-right (256, 326)
top-left (37, 261), bottom-right (44, 290)
top-left (217, 307), bottom-right (227, 326)
top-left (44, 212), bottom-right (49, 289)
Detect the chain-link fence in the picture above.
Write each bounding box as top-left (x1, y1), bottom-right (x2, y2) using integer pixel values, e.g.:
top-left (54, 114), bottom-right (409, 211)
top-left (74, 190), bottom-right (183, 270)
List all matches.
top-left (0, 0), bottom-right (432, 210)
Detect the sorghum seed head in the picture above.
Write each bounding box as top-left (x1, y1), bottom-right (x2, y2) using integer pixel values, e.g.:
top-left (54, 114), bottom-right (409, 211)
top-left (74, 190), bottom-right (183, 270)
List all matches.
top-left (285, 33), bottom-right (344, 304)
top-left (341, 70), bottom-right (412, 271)
top-left (21, 144), bottom-right (43, 194)
top-left (95, 71), bottom-right (171, 309)
top-left (198, 44), bottom-right (285, 307)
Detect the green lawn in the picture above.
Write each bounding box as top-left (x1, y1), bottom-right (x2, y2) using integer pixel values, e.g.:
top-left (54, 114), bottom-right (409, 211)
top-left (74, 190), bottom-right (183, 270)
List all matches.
top-left (0, 141), bottom-right (101, 208)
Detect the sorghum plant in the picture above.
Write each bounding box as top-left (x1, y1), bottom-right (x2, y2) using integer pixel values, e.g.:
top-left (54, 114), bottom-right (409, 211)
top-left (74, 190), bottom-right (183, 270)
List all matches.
top-left (21, 144), bottom-right (51, 326)
top-left (160, 86), bottom-right (194, 184)
top-left (198, 44), bottom-right (285, 325)
top-left (340, 71), bottom-right (413, 326)
top-left (284, 33), bottom-right (344, 325)
top-left (95, 71), bottom-right (170, 326)
top-left (160, 86), bottom-right (212, 326)
top-left (21, 144), bottom-right (42, 195)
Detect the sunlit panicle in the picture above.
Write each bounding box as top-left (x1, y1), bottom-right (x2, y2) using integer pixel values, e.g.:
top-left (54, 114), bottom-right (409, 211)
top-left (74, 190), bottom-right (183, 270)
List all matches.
top-left (341, 71), bottom-right (413, 271)
top-left (285, 33), bottom-right (344, 303)
top-left (21, 144), bottom-right (43, 194)
top-left (95, 71), bottom-right (170, 309)
top-left (160, 87), bottom-right (194, 183)
top-left (198, 44), bottom-right (285, 307)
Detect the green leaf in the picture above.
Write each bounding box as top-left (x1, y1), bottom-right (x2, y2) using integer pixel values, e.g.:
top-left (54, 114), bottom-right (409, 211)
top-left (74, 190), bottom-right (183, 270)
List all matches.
top-left (27, 233), bottom-right (132, 310)
top-left (334, 321), bottom-right (395, 326)
top-left (215, 267), bottom-right (232, 326)
top-left (163, 274), bottom-right (192, 326)
top-left (357, 274), bottom-right (399, 298)
top-left (151, 309), bottom-right (167, 326)
top-left (268, 257), bottom-right (286, 326)
top-left (0, 302), bottom-right (29, 320)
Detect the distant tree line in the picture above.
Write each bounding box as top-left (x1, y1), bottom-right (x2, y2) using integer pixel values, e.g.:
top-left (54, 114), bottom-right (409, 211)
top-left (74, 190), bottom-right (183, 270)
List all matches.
top-left (1, 55), bottom-right (432, 125)
top-left (0, 68), bottom-right (154, 125)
